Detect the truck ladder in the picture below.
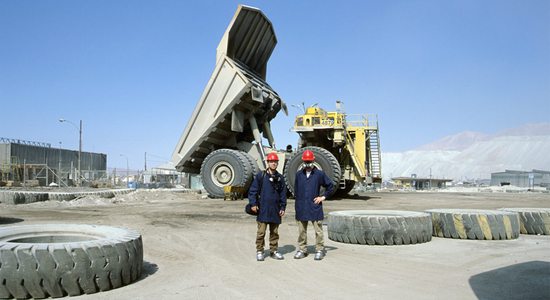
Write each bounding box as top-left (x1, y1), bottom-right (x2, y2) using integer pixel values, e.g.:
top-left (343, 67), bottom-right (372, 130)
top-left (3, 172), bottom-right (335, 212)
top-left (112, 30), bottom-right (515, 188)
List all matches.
top-left (367, 129), bottom-right (382, 180)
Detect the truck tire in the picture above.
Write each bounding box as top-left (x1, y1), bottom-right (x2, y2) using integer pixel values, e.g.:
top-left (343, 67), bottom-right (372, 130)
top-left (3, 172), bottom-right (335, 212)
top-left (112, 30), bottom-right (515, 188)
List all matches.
top-left (48, 192), bottom-right (77, 201)
top-left (237, 151), bottom-right (260, 188)
top-left (500, 208), bottom-right (550, 235)
top-left (327, 210), bottom-right (432, 245)
top-left (200, 149), bottom-right (250, 198)
top-left (247, 153), bottom-right (261, 175)
top-left (0, 224), bottom-right (143, 299)
top-left (0, 192), bottom-right (48, 205)
top-left (426, 209), bottom-right (520, 240)
top-left (283, 146), bottom-right (341, 197)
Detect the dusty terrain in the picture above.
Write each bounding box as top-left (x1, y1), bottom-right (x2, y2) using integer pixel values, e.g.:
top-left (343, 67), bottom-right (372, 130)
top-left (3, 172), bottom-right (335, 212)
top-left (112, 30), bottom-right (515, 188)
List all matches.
top-left (1, 189), bottom-right (549, 300)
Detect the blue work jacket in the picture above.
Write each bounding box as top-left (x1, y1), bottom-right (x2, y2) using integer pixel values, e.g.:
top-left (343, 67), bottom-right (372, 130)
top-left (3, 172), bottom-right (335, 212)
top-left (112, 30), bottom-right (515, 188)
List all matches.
top-left (294, 168), bottom-right (334, 221)
top-left (248, 170), bottom-right (287, 224)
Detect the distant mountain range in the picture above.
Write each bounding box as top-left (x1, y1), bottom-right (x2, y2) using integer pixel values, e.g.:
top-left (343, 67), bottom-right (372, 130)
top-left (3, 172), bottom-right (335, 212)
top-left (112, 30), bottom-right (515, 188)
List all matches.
top-left (381, 123), bottom-right (550, 181)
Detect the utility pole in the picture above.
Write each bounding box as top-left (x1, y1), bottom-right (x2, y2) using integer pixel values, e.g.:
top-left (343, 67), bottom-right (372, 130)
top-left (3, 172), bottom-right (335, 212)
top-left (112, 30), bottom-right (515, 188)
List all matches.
top-left (58, 142), bottom-right (62, 187)
top-left (78, 119), bottom-right (82, 186)
top-left (120, 154), bottom-right (129, 187)
top-left (430, 168), bottom-right (432, 190)
top-left (59, 118), bottom-right (83, 187)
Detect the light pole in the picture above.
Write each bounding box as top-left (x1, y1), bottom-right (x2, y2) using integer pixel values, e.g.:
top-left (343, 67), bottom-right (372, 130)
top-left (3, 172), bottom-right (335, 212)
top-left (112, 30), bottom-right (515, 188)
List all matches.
top-left (291, 103), bottom-right (305, 114)
top-left (59, 118), bottom-right (82, 187)
top-left (120, 154), bottom-right (129, 187)
top-left (58, 141), bottom-right (62, 187)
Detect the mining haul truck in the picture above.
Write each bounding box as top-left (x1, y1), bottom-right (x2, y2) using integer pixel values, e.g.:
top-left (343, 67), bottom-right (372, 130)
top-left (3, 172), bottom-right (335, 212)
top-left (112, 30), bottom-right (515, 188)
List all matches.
top-left (172, 5), bottom-right (381, 198)
top-left (171, 5), bottom-right (288, 198)
top-left (284, 102), bottom-right (382, 197)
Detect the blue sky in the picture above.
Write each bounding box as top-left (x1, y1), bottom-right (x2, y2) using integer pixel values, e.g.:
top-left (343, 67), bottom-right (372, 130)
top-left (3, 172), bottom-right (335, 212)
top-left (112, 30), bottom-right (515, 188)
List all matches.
top-left (1, 0), bottom-right (549, 171)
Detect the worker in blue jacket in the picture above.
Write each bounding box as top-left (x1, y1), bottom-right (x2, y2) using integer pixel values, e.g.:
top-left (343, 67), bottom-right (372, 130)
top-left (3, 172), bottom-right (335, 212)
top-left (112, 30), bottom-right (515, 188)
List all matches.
top-left (293, 149), bottom-right (334, 261)
top-left (248, 152), bottom-right (287, 261)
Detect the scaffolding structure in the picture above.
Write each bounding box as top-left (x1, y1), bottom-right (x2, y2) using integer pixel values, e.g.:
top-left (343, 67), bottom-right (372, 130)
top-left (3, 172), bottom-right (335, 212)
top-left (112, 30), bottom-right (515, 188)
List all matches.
top-left (1, 138), bottom-right (107, 187)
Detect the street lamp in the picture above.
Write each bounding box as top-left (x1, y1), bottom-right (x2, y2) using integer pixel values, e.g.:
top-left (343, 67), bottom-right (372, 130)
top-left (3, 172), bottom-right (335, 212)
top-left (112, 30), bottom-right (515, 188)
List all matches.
top-left (58, 141), bottom-right (62, 187)
top-left (291, 103), bottom-right (306, 114)
top-left (59, 118), bottom-right (82, 187)
top-left (120, 154), bottom-right (129, 187)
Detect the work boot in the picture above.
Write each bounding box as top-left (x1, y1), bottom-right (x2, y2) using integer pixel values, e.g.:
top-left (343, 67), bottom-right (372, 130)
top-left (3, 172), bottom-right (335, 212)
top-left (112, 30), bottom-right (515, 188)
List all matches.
top-left (293, 250), bottom-right (308, 259)
top-left (256, 251), bottom-right (265, 261)
top-left (270, 251), bottom-right (284, 260)
top-left (314, 250), bottom-right (325, 261)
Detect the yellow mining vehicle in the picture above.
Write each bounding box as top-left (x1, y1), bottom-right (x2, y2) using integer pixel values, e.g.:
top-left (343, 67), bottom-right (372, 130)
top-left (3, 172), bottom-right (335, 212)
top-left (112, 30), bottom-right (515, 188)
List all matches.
top-left (283, 101), bottom-right (381, 196)
top-left (172, 5), bottom-right (381, 198)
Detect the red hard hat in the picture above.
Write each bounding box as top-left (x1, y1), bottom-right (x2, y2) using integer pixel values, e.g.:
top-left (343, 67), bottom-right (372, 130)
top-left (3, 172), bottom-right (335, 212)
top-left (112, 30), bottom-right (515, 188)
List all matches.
top-left (266, 152), bottom-right (279, 161)
top-left (302, 149), bottom-right (315, 161)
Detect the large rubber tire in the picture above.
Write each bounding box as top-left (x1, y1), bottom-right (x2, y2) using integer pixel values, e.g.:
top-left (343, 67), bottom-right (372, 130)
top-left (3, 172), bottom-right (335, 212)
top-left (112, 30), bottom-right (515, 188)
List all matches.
top-left (200, 149), bottom-right (250, 198)
top-left (283, 146), bottom-right (341, 197)
top-left (0, 192), bottom-right (48, 205)
top-left (500, 208), bottom-right (550, 235)
top-left (426, 209), bottom-right (520, 240)
top-left (237, 151), bottom-right (260, 186)
top-left (0, 189), bottom-right (135, 205)
top-left (0, 224), bottom-right (143, 299)
top-left (327, 210), bottom-right (432, 245)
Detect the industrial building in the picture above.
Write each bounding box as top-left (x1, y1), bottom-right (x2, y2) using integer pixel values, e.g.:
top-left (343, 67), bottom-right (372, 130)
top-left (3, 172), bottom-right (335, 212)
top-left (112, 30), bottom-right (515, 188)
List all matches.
top-left (1, 137), bottom-right (107, 187)
top-left (490, 169), bottom-right (550, 188)
top-left (141, 162), bottom-right (189, 188)
top-left (391, 175), bottom-right (453, 190)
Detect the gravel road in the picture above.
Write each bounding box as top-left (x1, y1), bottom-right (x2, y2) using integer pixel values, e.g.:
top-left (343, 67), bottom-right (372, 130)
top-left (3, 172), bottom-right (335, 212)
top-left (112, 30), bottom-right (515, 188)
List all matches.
top-left (1, 189), bottom-right (549, 299)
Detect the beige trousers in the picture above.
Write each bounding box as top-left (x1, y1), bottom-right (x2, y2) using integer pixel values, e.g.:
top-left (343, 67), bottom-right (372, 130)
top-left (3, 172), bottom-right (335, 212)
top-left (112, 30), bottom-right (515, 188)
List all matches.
top-left (297, 220), bottom-right (324, 252)
top-left (256, 222), bottom-right (280, 252)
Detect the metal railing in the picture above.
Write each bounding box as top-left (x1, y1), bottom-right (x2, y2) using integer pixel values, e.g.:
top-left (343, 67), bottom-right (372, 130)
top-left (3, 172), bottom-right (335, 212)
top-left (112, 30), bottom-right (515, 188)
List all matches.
top-left (345, 114), bottom-right (378, 129)
top-left (0, 137), bottom-right (51, 148)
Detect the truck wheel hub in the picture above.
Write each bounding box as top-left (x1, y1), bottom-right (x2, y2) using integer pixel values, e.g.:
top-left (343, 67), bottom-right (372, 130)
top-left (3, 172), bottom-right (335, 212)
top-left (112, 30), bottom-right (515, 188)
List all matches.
top-left (212, 162), bottom-right (234, 185)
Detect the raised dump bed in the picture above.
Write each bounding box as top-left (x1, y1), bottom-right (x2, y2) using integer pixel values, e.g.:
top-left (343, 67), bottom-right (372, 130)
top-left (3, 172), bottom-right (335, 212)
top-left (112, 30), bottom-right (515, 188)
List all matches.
top-left (171, 5), bottom-right (287, 197)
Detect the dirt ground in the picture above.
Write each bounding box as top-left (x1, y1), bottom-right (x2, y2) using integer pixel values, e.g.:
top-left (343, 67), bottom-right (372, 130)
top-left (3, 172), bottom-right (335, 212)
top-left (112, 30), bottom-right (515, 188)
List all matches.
top-left (1, 189), bottom-right (549, 300)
